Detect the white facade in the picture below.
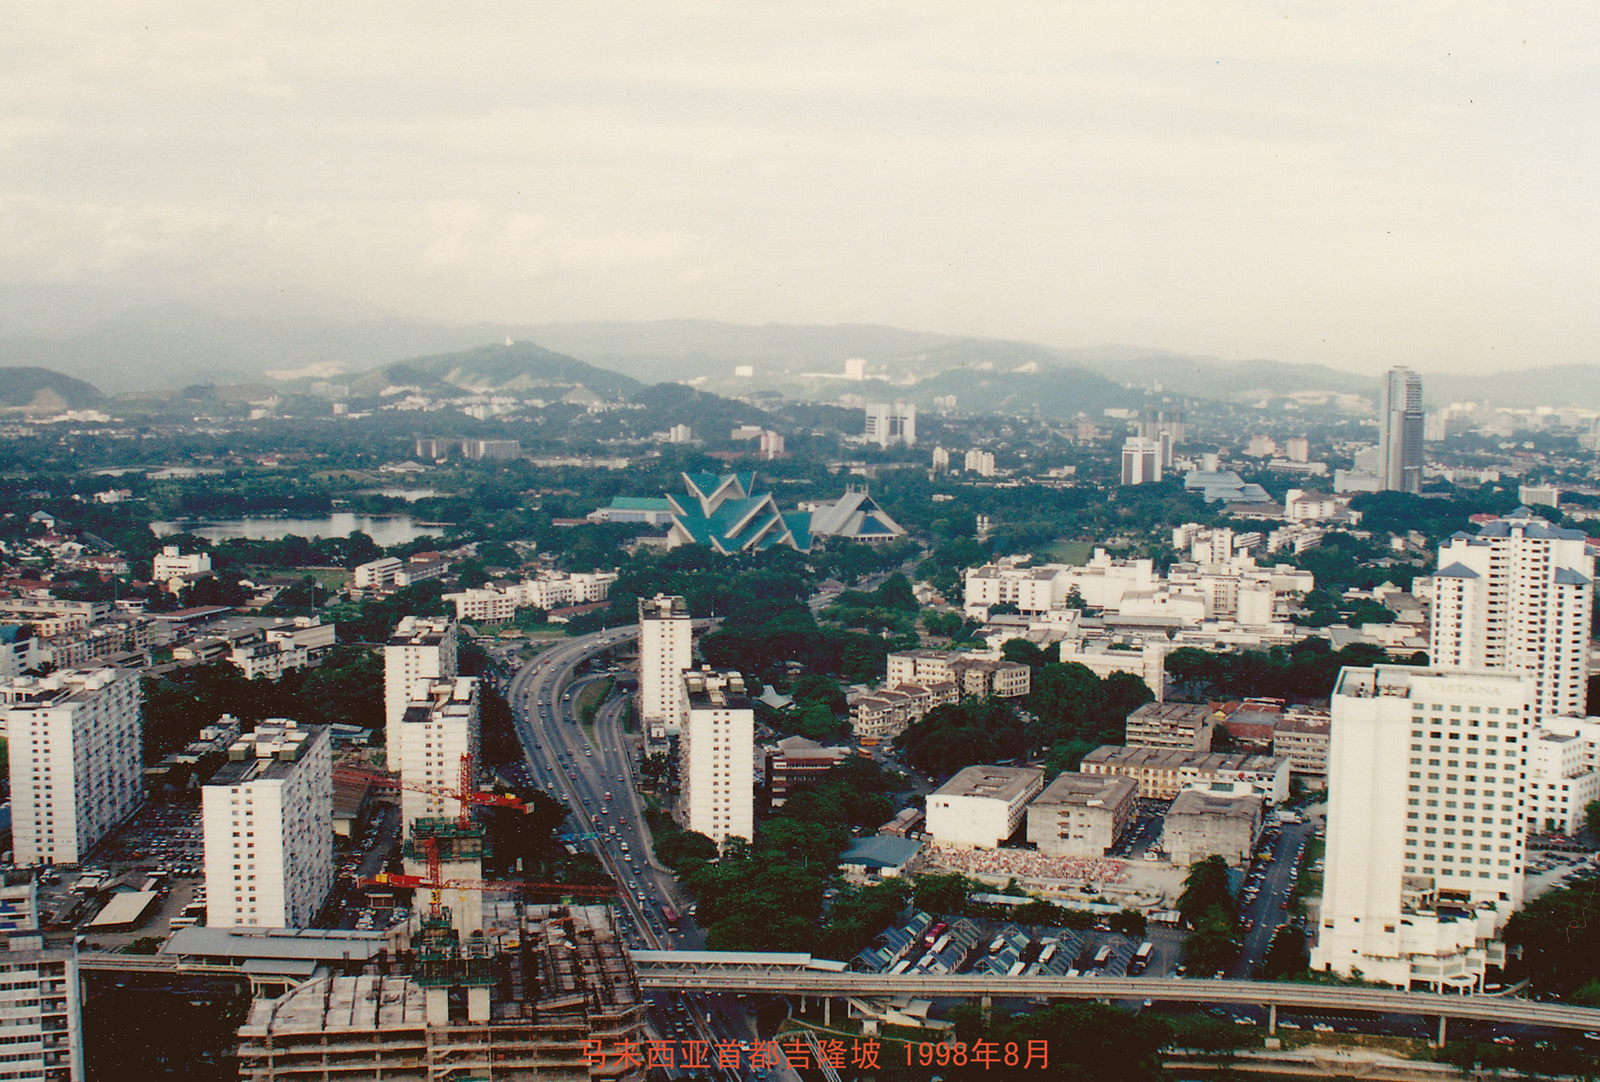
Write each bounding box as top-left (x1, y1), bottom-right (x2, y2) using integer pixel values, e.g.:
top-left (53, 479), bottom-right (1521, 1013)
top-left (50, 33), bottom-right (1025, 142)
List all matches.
top-left (383, 616), bottom-right (458, 765)
top-left (152, 545), bottom-right (211, 579)
top-left (393, 678), bottom-right (481, 831)
top-left (639, 595), bottom-right (693, 738)
top-left (680, 671), bottom-right (754, 847)
top-left (0, 874), bottom-right (82, 1081)
top-left (864, 402), bottom-right (916, 448)
top-left (1524, 730), bottom-right (1600, 834)
top-left (1429, 510), bottom-right (1593, 721)
top-left (511, 571), bottom-right (617, 610)
top-left (1121, 437), bottom-right (1161, 485)
top-left (0, 668), bottom-right (142, 866)
top-left (202, 721), bottom-right (333, 929)
top-left (1314, 665), bottom-right (1529, 989)
top-left (354, 557), bottom-right (403, 589)
top-left (445, 588), bottom-right (517, 623)
top-left (925, 765), bottom-right (1044, 849)
top-left (963, 448), bottom-right (995, 476)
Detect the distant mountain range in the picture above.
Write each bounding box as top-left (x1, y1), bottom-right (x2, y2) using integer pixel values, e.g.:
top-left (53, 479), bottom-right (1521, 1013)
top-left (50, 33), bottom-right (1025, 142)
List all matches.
top-left (339, 342), bottom-right (642, 400)
top-left (0, 287), bottom-right (1594, 410)
top-left (0, 366), bottom-right (104, 412)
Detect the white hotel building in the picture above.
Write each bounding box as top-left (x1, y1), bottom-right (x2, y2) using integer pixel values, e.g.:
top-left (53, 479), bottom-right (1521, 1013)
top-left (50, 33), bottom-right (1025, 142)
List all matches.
top-left (1314, 665), bottom-right (1530, 989)
top-left (0, 668), bottom-right (143, 866)
top-left (202, 720), bottom-right (333, 929)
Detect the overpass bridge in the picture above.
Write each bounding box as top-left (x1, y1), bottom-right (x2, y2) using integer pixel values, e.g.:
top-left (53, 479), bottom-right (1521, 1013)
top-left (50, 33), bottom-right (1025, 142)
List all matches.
top-left (631, 962), bottom-right (1600, 1042)
top-left (79, 951), bottom-right (1600, 1042)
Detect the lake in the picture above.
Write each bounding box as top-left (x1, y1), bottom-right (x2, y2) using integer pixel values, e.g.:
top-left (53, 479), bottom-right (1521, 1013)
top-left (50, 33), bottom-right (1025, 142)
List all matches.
top-left (151, 513), bottom-right (444, 547)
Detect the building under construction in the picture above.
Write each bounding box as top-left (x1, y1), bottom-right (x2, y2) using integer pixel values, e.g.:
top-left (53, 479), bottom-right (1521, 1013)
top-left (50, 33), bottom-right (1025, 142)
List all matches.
top-left (235, 905), bottom-right (645, 1081)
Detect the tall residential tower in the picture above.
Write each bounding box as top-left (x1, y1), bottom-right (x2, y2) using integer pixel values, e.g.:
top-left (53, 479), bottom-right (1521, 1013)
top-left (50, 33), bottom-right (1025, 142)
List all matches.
top-left (0, 668), bottom-right (142, 866)
top-left (202, 720), bottom-right (333, 929)
top-left (1429, 509), bottom-right (1594, 721)
top-left (384, 616), bottom-right (458, 765)
top-left (638, 595), bottom-right (692, 742)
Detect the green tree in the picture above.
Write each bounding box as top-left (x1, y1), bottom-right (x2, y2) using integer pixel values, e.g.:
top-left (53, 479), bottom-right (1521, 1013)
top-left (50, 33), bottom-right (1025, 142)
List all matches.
top-left (913, 872), bottom-right (983, 915)
top-left (1260, 924), bottom-right (1309, 979)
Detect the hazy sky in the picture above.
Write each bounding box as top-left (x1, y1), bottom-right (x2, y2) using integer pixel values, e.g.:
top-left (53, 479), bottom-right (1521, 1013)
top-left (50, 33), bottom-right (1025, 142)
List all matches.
top-left (4, 2), bottom-right (1598, 374)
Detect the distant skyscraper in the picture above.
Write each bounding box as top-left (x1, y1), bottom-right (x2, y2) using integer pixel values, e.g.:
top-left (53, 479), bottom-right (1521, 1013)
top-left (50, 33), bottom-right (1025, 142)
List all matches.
top-left (1121, 438), bottom-right (1161, 485)
top-left (1429, 509), bottom-right (1593, 721)
top-left (1378, 367), bottom-right (1424, 493)
top-left (864, 402), bottom-right (916, 447)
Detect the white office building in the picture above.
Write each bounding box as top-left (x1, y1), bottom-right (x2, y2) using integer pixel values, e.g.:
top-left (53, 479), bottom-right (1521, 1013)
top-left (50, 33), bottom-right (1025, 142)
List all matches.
top-left (152, 544), bottom-right (211, 579)
top-left (925, 765), bottom-right (1044, 849)
top-left (0, 668), bottom-right (142, 866)
top-left (383, 616), bottom-right (458, 765)
top-left (864, 402), bottom-right (916, 448)
top-left (393, 677), bottom-right (481, 831)
top-left (1121, 437), bottom-right (1162, 485)
top-left (1313, 665), bottom-right (1529, 989)
top-left (639, 595), bottom-right (693, 740)
top-left (1429, 510), bottom-right (1593, 721)
top-left (202, 720), bottom-right (333, 929)
top-left (680, 671), bottom-right (754, 848)
top-left (0, 873), bottom-right (82, 1080)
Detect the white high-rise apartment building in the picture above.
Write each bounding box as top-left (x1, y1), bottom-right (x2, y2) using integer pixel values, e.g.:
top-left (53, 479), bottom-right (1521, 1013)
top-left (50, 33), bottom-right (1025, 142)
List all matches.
top-left (864, 402), bottom-right (916, 448)
top-left (638, 595), bottom-right (692, 740)
top-left (384, 616), bottom-right (458, 766)
top-left (680, 671), bottom-right (754, 847)
top-left (152, 544), bottom-right (211, 579)
top-left (1429, 510), bottom-right (1593, 721)
top-left (0, 668), bottom-right (142, 866)
top-left (1314, 664), bottom-right (1529, 989)
top-left (1378, 367), bottom-right (1424, 493)
top-left (202, 720), bottom-right (333, 929)
top-left (394, 677), bottom-right (480, 830)
top-left (0, 873), bottom-right (82, 1080)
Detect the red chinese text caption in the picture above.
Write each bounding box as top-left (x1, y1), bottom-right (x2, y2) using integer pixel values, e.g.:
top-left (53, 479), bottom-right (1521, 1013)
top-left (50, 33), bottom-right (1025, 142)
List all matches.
top-left (581, 1036), bottom-right (1049, 1072)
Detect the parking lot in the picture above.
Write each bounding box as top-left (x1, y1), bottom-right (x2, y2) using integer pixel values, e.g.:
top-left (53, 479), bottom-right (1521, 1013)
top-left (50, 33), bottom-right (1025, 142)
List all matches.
top-left (90, 801), bottom-right (205, 878)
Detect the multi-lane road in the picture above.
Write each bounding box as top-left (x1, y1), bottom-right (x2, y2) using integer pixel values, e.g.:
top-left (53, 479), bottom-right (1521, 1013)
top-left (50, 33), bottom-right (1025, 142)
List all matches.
top-left (503, 623), bottom-right (773, 1071)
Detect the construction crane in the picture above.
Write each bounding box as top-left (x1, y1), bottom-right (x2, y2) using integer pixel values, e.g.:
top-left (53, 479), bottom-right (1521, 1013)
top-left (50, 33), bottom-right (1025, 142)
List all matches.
top-left (336, 752), bottom-right (527, 828)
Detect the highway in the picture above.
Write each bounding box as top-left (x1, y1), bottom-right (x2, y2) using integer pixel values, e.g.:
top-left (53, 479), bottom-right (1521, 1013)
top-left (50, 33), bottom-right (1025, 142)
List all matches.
top-left (502, 621), bottom-right (765, 1070)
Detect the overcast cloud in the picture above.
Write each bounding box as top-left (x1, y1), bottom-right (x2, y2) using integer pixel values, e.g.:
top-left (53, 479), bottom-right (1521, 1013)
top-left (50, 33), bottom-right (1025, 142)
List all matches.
top-left (3, 2), bottom-right (1597, 374)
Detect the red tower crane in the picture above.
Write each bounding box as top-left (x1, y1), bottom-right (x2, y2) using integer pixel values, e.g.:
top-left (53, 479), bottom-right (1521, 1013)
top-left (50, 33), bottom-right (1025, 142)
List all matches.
top-left (335, 752), bottom-right (526, 828)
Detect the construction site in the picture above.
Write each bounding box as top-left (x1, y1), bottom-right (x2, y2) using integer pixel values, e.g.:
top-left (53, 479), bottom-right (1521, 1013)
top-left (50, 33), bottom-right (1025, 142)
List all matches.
top-left (233, 900), bottom-right (645, 1081)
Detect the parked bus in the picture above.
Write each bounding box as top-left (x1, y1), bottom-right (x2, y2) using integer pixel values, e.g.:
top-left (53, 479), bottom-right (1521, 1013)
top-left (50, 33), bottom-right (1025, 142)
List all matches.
top-left (1092, 945), bottom-right (1114, 970)
top-left (1128, 941), bottom-right (1154, 974)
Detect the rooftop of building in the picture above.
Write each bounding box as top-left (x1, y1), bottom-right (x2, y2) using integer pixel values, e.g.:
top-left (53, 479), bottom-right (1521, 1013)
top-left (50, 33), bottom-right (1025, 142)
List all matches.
top-left (1333, 664), bottom-right (1531, 703)
top-left (639, 594), bottom-right (689, 619)
top-left (932, 764), bottom-right (1043, 802)
top-left (387, 615), bottom-right (455, 646)
top-left (1032, 771), bottom-right (1136, 807)
top-left (208, 721), bottom-right (327, 785)
top-left (1080, 745), bottom-right (1285, 772)
top-left (840, 835), bottom-right (925, 869)
top-left (164, 925), bottom-right (395, 963)
top-left (1168, 788), bottom-right (1264, 819)
top-left (1128, 702), bottom-right (1217, 724)
top-left (0, 666), bottom-right (124, 706)
top-left (684, 669), bottom-right (750, 710)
